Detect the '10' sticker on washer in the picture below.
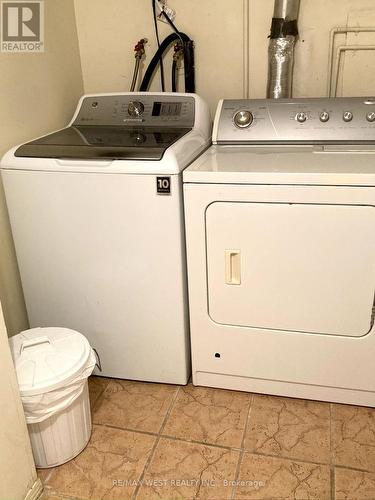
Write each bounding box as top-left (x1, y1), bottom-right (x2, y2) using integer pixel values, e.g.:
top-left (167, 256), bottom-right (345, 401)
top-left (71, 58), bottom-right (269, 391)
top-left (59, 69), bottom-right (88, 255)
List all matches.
top-left (156, 176), bottom-right (171, 195)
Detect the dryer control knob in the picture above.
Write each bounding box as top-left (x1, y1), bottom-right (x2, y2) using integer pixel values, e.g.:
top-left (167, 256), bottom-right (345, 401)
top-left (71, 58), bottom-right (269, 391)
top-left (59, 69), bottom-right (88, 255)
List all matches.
top-left (128, 101), bottom-right (145, 117)
top-left (343, 111), bottom-right (353, 122)
top-left (295, 112), bottom-right (307, 123)
top-left (233, 110), bottom-right (253, 128)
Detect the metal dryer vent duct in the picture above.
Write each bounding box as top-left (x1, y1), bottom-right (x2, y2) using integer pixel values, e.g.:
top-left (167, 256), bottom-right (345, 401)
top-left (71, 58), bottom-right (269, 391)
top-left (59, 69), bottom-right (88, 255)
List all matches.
top-left (267, 0), bottom-right (300, 99)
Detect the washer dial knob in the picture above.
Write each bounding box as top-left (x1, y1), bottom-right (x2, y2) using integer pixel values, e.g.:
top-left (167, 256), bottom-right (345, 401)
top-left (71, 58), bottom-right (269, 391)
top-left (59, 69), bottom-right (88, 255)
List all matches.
top-left (343, 111), bottom-right (353, 122)
top-left (296, 112), bottom-right (307, 123)
top-left (366, 111), bottom-right (375, 122)
top-left (319, 111), bottom-right (330, 122)
top-left (128, 101), bottom-right (144, 117)
top-left (233, 110), bottom-right (253, 128)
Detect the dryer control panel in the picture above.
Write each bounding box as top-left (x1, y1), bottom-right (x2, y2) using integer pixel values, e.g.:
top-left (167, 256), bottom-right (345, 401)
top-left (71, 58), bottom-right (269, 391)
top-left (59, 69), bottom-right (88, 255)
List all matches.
top-left (214, 97), bottom-right (375, 145)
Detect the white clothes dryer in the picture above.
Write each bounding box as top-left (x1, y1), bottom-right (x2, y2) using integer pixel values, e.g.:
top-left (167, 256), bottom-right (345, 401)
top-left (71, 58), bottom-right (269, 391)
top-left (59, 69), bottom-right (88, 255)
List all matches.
top-left (183, 97), bottom-right (375, 406)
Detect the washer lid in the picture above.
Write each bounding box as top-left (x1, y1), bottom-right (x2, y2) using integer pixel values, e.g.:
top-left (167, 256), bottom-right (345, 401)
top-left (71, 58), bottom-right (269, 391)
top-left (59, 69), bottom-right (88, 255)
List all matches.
top-left (9, 327), bottom-right (92, 396)
top-left (14, 126), bottom-right (190, 161)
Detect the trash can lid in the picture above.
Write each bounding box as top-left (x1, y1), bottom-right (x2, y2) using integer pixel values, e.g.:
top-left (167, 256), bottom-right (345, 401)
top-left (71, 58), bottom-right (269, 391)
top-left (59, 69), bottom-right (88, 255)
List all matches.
top-left (9, 327), bottom-right (93, 396)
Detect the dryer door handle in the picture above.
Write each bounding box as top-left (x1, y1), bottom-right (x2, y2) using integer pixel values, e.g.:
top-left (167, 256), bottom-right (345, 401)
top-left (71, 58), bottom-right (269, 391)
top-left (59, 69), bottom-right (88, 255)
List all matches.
top-left (225, 250), bottom-right (241, 285)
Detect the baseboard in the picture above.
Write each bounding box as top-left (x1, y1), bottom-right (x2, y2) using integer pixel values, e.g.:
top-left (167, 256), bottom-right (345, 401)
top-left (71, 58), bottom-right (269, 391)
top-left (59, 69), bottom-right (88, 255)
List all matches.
top-left (24, 478), bottom-right (43, 500)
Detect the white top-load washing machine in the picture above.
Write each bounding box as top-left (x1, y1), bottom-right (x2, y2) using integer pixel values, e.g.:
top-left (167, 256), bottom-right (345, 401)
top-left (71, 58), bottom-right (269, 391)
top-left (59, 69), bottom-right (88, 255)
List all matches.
top-left (1, 92), bottom-right (211, 384)
top-left (183, 97), bottom-right (375, 406)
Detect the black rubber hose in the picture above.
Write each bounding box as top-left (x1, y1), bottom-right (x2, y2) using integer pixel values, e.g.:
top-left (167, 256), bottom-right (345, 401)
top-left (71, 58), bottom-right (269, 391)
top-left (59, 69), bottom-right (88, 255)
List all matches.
top-left (139, 32), bottom-right (190, 91)
top-left (159, 9), bottom-right (195, 92)
top-left (172, 59), bottom-right (178, 92)
top-left (183, 40), bottom-right (195, 93)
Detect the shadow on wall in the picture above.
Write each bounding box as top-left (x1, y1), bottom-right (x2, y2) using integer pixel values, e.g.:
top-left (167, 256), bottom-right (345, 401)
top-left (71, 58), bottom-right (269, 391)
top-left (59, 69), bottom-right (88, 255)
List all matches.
top-left (0, 178), bottom-right (28, 336)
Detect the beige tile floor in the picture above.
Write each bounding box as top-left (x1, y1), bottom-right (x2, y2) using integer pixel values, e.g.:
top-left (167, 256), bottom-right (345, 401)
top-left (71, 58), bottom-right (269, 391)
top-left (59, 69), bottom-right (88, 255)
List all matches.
top-left (39, 376), bottom-right (375, 500)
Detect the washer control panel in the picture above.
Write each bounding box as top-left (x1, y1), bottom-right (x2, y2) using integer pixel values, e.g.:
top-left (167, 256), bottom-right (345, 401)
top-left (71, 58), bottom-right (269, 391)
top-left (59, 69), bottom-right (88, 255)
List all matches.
top-left (74, 94), bottom-right (195, 128)
top-left (216, 97), bottom-right (375, 144)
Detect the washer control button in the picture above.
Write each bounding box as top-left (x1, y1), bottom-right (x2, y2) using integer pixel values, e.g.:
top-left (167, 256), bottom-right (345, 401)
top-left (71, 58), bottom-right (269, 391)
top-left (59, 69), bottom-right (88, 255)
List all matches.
top-left (295, 112), bottom-right (307, 123)
top-left (319, 111), bottom-right (330, 122)
top-left (128, 101), bottom-right (145, 117)
top-left (343, 111), bottom-right (353, 122)
top-left (366, 111), bottom-right (375, 122)
top-left (233, 110), bottom-right (253, 128)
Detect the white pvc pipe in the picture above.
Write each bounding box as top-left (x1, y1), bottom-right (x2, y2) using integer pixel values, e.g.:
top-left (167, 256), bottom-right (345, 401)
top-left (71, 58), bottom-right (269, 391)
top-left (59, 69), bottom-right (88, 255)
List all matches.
top-left (327, 27), bottom-right (375, 96)
top-left (331, 44), bottom-right (375, 97)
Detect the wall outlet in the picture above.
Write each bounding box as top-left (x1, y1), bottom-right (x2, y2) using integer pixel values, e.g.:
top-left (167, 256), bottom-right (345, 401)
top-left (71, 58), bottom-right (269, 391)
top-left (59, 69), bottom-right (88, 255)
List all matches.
top-left (155, 0), bottom-right (176, 23)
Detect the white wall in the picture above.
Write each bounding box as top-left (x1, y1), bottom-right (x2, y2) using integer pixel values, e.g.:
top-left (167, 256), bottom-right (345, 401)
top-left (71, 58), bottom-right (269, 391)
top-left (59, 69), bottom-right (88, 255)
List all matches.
top-left (74, 0), bottom-right (375, 114)
top-left (0, 0), bottom-right (84, 335)
top-left (0, 302), bottom-right (37, 500)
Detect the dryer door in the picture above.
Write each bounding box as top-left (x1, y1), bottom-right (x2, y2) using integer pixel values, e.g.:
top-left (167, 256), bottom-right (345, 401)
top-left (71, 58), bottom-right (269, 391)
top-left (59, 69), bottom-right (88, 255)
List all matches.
top-left (206, 202), bottom-right (375, 336)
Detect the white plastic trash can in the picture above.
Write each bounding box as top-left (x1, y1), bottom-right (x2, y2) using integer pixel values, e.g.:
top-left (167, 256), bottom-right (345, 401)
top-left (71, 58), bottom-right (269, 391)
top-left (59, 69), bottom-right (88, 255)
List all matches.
top-left (9, 327), bottom-right (96, 468)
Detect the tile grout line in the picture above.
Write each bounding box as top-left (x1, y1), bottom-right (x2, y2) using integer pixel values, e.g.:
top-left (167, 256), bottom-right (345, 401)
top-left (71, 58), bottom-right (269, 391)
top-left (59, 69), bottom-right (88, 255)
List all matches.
top-left (230, 393), bottom-right (254, 500)
top-left (240, 394), bottom-right (254, 450)
top-left (89, 377), bottom-right (110, 413)
top-left (329, 403), bottom-right (333, 467)
top-left (132, 384), bottom-right (182, 500)
top-left (37, 468), bottom-right (55, 485)
top-left (94, 421), bottom-right (160, 439)
top-left (241, 449), bottom-right (333, 468)
top-left (331, 467), bottom-right (336, 500)
top-left (330, 402), bottom-right (335, 500)
top-left (159, 432), bottom-right (242, 452)
top-left (333, 463), bottom-right (375, 474)
top-left (159, 385), bottom-right (182, 435)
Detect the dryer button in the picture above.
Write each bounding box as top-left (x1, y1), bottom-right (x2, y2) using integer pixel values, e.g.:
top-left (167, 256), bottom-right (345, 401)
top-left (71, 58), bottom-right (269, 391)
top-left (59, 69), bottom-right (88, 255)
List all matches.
top-left (233, 110), bottom-right (253, 128)
top-left (295, 112), bottom-right (307, 123)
